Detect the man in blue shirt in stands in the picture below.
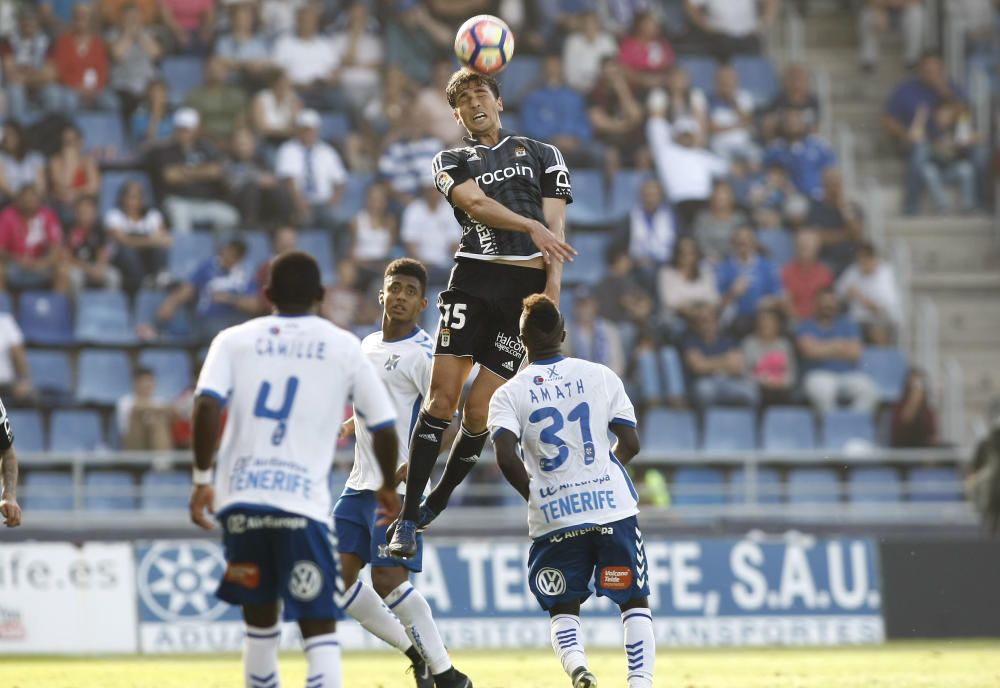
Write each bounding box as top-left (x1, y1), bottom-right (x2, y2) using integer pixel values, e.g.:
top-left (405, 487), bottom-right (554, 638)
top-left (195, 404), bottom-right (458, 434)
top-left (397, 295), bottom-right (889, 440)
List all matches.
top-left (682, 302), bottom-right (758, 408)
top-left (796, 288), bottom-right (879, 415)
top-left (521, 55), bottom-right (601, 168)
top-left (715, 226), bottom-right (783, 337)
top-left (762, 109), bottom-right (835, 200)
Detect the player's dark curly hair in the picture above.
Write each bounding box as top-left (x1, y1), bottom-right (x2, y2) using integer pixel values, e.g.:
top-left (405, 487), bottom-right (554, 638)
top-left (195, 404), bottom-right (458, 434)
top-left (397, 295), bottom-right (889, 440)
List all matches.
top-left (445, 68), bottom-right (501, 108)
top-left (521, 294), bottom-right (564, 351)
top-left (384, 258), bottom-right (427, 296)
top-left (266, 250), bottom-right (324, 313)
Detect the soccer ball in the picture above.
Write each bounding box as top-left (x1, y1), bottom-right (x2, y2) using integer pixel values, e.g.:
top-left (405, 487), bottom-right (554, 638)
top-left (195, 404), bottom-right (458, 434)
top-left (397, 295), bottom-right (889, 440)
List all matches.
top-left (454, 14), bottom-right (514, 75)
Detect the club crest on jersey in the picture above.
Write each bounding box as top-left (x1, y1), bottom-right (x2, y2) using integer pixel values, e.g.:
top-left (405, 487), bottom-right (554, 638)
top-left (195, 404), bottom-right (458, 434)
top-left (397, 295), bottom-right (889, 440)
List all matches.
top-left (515, 144), bottom-right (527, 156)
top-left (385, 354), bottom-right (401, 371)
top-left (440, 328), bottom-right (451, 348)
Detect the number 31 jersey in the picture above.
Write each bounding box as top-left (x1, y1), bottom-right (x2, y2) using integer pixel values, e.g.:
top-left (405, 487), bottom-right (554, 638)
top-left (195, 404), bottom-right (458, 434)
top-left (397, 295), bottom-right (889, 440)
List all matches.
top-left (487, 355), bottom-right (639, 539)
top-left (197, 314), bottom-right (396, 523)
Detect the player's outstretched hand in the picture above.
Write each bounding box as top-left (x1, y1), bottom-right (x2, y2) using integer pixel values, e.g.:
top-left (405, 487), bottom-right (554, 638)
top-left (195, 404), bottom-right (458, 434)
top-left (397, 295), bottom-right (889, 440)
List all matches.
top-left (190, 484), bottom-right (215, 530)
top-left (375, 485), bottom-right (401, 527)
top-left (0, 497), bottom-right (21, 527)
top-left (527, 221), bottom-right (576, 264)
top-left (339, 417), bottom-right (356, 440)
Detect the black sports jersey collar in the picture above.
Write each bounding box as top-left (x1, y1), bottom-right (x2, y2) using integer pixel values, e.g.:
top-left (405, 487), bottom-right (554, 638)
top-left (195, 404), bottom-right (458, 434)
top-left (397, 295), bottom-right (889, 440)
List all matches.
top-left (463, 128), bottom-right (516, 149)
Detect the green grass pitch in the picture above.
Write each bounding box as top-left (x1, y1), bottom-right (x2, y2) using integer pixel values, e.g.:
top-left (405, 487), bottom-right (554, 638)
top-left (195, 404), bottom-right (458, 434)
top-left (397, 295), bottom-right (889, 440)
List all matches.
top-left (6, 642), bottom-right (1000, 687)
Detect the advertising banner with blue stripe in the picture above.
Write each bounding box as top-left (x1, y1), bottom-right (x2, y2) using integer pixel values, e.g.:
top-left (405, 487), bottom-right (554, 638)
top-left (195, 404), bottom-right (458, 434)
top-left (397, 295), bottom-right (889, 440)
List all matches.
top-left (135, 535), bottom-right (883, 653)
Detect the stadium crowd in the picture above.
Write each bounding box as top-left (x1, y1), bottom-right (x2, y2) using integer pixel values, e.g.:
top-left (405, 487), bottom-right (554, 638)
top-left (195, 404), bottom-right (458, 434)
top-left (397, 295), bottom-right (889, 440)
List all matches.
top-left (0, 0), bottom-right (994, 474)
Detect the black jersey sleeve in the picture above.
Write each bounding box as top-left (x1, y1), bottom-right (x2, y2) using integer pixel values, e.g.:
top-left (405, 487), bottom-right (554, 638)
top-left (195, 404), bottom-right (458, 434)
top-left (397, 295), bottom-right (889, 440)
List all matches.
top-left (432, 148), bottom-right (473, 202)
top-left (0, 397), bottom-right (13, 451)
top-left (537, 142), bottom-right (573, 204)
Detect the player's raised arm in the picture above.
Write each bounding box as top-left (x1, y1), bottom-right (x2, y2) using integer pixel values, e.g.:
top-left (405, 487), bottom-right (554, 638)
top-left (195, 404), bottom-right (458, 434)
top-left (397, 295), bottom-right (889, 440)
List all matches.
top-left (542, 196), bottom-right (568, 303)
top-left (449, 179), bottom-right (576, 264)
top-left (0, 404), bottom-right (21, 528)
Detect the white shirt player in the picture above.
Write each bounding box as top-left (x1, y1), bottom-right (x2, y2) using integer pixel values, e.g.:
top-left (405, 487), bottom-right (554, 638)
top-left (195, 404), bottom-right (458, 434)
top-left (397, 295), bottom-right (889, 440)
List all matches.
top-left (347, 327), bottom-right (434, 494)
top-left (488, 355), bottom-right (639, 539)
top-left (197, 314), bottom-right (396, 523)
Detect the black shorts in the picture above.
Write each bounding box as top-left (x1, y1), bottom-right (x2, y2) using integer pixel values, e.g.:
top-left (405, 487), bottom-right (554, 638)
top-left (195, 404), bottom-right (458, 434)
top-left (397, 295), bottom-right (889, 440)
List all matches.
top-left (434, 259), bottom-right (547, 380)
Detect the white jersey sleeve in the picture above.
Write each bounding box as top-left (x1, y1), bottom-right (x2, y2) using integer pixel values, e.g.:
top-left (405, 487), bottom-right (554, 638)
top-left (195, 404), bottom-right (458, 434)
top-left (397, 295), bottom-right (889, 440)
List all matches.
top-left (487, 384), bottom-right (522, 439)
top-left (604, 366), bottom-right (637, 428)
top-left (351, 350), bottom-right (396, 432)
top-left (196, 329), bottom-right (235, 403)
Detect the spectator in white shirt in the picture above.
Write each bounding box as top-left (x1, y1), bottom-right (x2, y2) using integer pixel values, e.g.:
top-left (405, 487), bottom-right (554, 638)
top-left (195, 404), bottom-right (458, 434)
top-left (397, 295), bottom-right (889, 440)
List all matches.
top-left (275, 109), bottom-right (347, 229)
top-left (835, 241), bottom-right (903, 345)
top-left (400, 176), bottom-right (461, 285)
top-left (707, 64), bottom-right (756, 161)
top-left (259, 0), bottom-right (307, 40)
top-left (685, 0), bottom-right (779, 59)
top-left (646, 104), bottom-right (729, 231)
top-left (0, 312), bottom-right (33, 404)
top-left (272, 4), bottom-right (344, 110)
top-left (624, 178), bottom-right (676, 286)
top-left (561, 10), bottom-right (619, 93)
top-left (329, 2), bottom-right (383, 114)
top-left (105, 179), bottom-right (171, 292)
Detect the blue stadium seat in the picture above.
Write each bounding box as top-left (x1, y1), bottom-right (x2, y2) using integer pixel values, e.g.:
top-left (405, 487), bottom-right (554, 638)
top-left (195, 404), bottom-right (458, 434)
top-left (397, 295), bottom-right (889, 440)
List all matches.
top-left (762, 406), bottom-right (817, 452)
top-left (8, 410), bottom-right (45, 452)
top-left (26, 350), bottom-right (73, 399)
top-left (331, 173), bottom-right (375, 224)
top-left (732, 55), bottom-right (780, 104)
top-left (671, 467), bottom-right (726, 506)
top-left (141, 470), bottom-right (189, 510)
top-left (497, 56), bottom-right (542, 109)
top-left (861, 348), bottom-right (908, 403)
top-left (607, 170), bottom-right (649, 224)
top-left (702, 407), bottom-right (756, 451)
top-left (138, 349), bottom-right (192, 400)
top-left (18, 291), bottom-right (74, 345)
top-left (565, 170), bottom-right (608, 226)
top-left (676, 56), bottom-right (718, 93)
top-left (168, 232), bottom-right (215, 279)
top-left (787, 467), bottom-right (841, 504)
top-left (298, 230), bottom-right (335, 283)
top-left (847, 467), bottom-right (902, 504)
top-left (561, 232), bottom-right (608, 286)
top-left (241, 230), bottom-right (271, 270)
top-left (162, 56), bottom-right (205, 103)
top-left (906, 466), bottom-right (963, 502)
top-left (642, 408), bottom-right (697, 453)
top-left (85, 470), bottom-right (136, 511)
top-left (659, 346), bottom-right (686, 398)
top-left (76, 111), bottom-right (130, 162)
top-left (0, 292), bottom-right (12, 313)
top-left (729, 466), bottom-right (783, 504)
top-left (822, 410), bottom-right (876, 451)
top-left (99, 171), bottom-right (154, 217)
top-left (77, 350), bottom-right (132, 405)
top-left (49, 409), bottom-right (104, 451)
top-left (75, 290), bottom-right (137, 345)
top-left (757, 229), bottom-right (794, 268)
top-left (134, 288), bottom-right (195, 342)
top-left (319, 111), bottom-right (350, 144)
top-left (23, 470), bottom-right (74, 510)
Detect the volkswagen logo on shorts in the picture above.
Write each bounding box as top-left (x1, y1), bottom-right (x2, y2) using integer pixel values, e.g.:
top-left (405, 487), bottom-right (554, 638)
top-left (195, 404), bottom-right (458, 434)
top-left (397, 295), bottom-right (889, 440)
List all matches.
top-left (137, 541), bottom-right (230, 622)
top-left (289, 561), bottom-right (323, 601)
top-left (535, 567), bottom-right (567, 596)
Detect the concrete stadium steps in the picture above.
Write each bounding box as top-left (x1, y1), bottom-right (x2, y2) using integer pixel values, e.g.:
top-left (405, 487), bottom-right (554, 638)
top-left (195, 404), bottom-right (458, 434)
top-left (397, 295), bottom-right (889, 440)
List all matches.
top-left (932, 295), bottom-right (1000, 346)
top-left (945, 347), bottom-right (999, 409)
top-left (888, 216), bottom-right (999, 271)
top-left (801, 11), bottom-right (856, 48)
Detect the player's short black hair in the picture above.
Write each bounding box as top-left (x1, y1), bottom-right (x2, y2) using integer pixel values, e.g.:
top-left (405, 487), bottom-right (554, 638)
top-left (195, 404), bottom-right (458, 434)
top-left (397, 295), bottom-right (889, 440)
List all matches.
top-left (445, 68), bottom-right (501, 108)
top-left (384, 258), bottom-right (427, 296)
top-left (266, 250), bottom-right (324, 313)
top-left (520, 294), bottom-right (564, 351)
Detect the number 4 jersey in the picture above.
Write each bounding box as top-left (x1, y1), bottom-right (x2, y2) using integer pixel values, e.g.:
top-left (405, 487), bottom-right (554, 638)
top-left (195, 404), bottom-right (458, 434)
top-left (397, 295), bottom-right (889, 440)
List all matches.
top-left (197, 314), bottom-right (397, 523)
top-left (487, 355), bottom-right (640, 539)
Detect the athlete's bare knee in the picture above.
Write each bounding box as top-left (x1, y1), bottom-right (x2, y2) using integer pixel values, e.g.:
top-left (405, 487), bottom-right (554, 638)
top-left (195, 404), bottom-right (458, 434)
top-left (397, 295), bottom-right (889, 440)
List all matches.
top-left (461, 401), bottom-right (489, 433)
top-left (371, 566), bottom-right (408, 597)
top-left (426, 387), bottom-right (461, 420)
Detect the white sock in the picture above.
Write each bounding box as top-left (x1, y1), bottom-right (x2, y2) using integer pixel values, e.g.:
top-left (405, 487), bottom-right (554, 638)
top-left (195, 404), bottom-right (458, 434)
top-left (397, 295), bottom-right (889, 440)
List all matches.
top-left (243, 623), bottom-right (281, 688)
top-left (622, 608), bottom-right (655, 688)
top-left (384, 581), bottom-right (452, 675)
top-left (341, 580), bottom-right (412, 652)
top-left (550, 614), bottom-right (587, 679)
top-left (304, 632), bottom-right (341, 688)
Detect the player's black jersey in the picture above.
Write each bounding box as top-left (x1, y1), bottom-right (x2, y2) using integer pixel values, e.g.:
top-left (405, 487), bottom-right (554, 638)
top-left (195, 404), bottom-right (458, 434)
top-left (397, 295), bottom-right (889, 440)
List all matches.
top-left (0, 396), bottom-right (13, 451)
top-left (432, 129), bottom-right (573, 262)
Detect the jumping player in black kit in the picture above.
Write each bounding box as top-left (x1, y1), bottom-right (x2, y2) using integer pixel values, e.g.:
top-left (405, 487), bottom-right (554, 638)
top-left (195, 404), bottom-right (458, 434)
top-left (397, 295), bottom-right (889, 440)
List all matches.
top-left (388, 69), bottom-right (575, 558)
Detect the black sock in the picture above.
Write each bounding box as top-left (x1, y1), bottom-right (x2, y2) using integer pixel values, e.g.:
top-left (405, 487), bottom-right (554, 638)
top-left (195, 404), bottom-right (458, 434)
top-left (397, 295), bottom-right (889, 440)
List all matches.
top-left (402, 411), bottom-right (450, 521)
top-left (404, 645), bottom-right (424, 666)
top-left (426, 425), bottom-right (489, 514)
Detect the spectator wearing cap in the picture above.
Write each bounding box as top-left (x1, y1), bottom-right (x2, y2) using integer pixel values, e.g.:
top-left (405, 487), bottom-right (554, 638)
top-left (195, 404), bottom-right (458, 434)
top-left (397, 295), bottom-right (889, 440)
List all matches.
top-left (782, 228), bottom-right (833, 321)
top-left (149, 108), bottom-right (240, 234)
top-left (156, 238), bottom-right (258, 342)
top-left (715, 225), bottom-right (783, 336)
top-left (685, 0), bottom-right (779, 60)
top-left (521, 54), bottom-right (600, 168)
top-left (48, 3), bottom-right (116, 114)
top-left (567, 287), bottom-right (626, 377)
top-left (184, 56), bottom-right (248, 148)
top-left (0, 184), bottom-right (69, 292)
top-left (835, 241), bottom-right (902, 345)
top-left (275, 109), bottom-right (348, 229)
top-left (646, 106), bottom-right (729, 232)
top-left (763, 109), bottom-right (836, 200)
top-left (273, 4), bottom-right (345, 110)
top-left (1, 8), bottom-right (60, 121)
top-left (682, 301), bottom-right (759, 408)
top-left (400, 174), bottom-right (461, 285)
top-left (796, 288), bottom-right (879, 414)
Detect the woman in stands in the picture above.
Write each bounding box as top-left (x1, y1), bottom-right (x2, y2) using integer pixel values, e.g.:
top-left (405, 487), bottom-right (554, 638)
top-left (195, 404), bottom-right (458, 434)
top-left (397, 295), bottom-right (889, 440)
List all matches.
top-left (104, 180), bottom-right (171, 293)
top-left (48, 124), bottom-right (101, 224)
top-left (657, 236), bottom-right (719, 337)
top-left (891, 368), bottom-right (939, 448)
